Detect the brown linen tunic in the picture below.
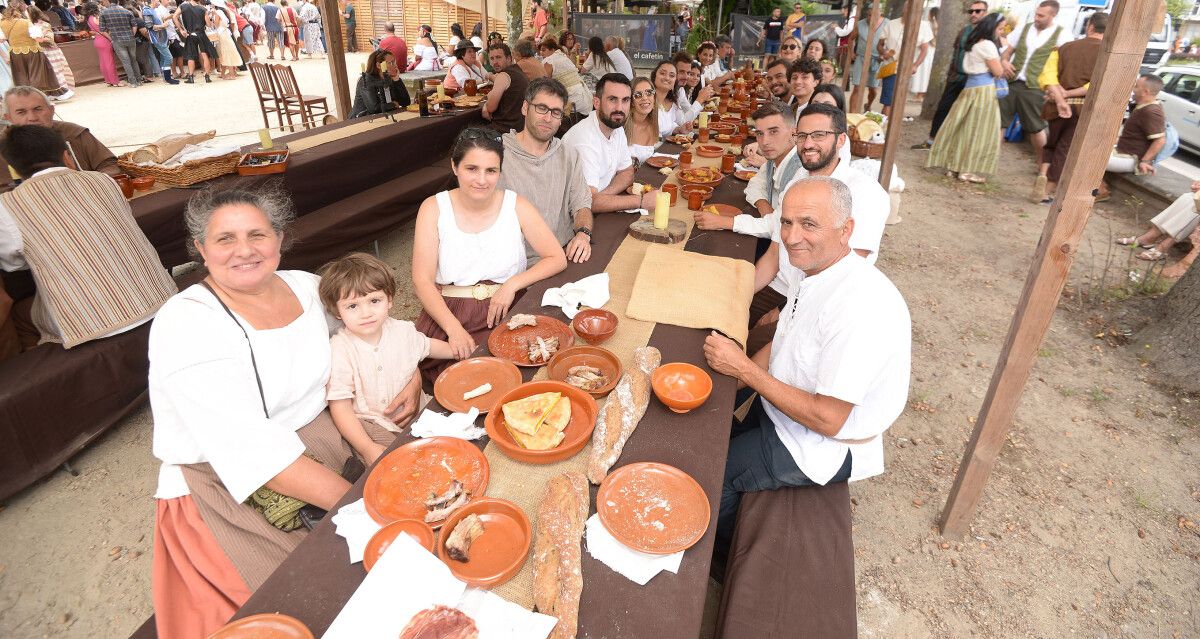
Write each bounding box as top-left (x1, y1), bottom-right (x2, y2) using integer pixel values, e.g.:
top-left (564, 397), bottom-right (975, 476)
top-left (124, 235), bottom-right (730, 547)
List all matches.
top-left (487, 63), bottom-right (529, 133)
top-left (1116, 102), bottom-right (1166, 159)
top-left (1044, 37), bottom-right (1102, 183)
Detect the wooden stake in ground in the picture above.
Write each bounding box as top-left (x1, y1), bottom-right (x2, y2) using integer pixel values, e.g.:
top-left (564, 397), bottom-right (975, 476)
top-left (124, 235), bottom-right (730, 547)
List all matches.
top-left (320, 0), bottom-right (352, 120)
top-left (876, 0), bottom-right (922, 191)
top-left (939, 0), bottom-right (1163, 539)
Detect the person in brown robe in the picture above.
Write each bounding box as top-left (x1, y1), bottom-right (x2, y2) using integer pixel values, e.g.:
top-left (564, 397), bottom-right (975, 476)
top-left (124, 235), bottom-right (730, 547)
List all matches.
top-left (0, 86), bottom-right (119, 192)
top-left (1038, 11), bottom-right (1105, 203)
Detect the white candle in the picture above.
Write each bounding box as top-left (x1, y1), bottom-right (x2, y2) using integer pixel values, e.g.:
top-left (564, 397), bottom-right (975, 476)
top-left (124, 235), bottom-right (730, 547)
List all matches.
top-left (258, 128), bottom-right (273, 150)
top-left (653, 191), bottom-right (671, 230)
top-left (436, 84), bottom-right (446, 101)
top-left (698, 111), bottom-right (710, 129)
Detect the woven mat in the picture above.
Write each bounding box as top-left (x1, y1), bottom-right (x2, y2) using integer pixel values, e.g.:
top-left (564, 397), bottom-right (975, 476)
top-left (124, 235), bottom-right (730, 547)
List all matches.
top-left (626, 244), bottom-right (754, 347)
top-left (285, 112), bottom-right (420, 153)
top-left (481, 142), bottom-right (731, 609)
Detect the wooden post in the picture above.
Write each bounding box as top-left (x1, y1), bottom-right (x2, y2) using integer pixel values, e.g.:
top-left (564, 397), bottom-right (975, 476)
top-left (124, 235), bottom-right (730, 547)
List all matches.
top-left (481, 0), bottom-right (488, 43)
top-left (939, 0), bottom-right (1163, 538)
top-left (320, 0), bottom-right (352, 121)
top-left (876, 0), bottom-right (922, 191)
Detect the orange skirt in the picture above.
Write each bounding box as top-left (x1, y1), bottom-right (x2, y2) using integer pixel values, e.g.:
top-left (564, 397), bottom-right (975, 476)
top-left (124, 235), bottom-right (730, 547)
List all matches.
top-left (152, 496), bottom-right (252, 639)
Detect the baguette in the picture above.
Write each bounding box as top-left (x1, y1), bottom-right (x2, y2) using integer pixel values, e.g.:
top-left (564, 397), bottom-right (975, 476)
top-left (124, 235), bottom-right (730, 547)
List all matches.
top-left (532, 472), bottom-right (589, 639)
top-left (587, 346), bottom-right (661, 484)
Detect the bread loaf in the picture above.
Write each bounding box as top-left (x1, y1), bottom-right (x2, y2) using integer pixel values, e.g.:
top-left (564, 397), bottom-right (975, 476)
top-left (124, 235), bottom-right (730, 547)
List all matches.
top-left (532, 472), bottom-right (589, 639)
top-left (587, 346), bottom-right (661, 484)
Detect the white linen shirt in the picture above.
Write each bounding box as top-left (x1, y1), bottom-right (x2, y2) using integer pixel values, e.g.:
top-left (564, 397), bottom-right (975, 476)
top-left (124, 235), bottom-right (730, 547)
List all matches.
top-left (677, 86), bottom-right (703, 121)
top-left (701, 61), bottom-right (725, 85)
top-left (608, 47), bottom-right (634, 81)
top-left (562, 111), bottom-right (634, 191)
top-left (1007, 20), bottom-right (1072, 82)
top-left (765, 252), bottom-right (911, 484)
top-left (150, 270), bottom-right (333, 502)
top-left (656, 103), bottom-right (686, 137)
top-left (881, 17), bottom-right (933, 59)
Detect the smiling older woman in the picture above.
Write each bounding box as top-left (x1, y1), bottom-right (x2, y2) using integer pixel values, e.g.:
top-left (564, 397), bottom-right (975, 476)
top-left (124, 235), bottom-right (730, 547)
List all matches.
top-left (147, 188), bottom-right (415, 638)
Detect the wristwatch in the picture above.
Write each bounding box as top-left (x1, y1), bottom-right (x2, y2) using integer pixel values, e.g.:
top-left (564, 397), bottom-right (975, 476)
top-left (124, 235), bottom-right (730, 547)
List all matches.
top-left (573, 227), bottom-right (593, 243)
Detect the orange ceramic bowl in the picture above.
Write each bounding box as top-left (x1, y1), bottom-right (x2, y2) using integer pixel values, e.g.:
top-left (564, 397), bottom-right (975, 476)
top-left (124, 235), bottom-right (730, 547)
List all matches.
top-left (680, 184), bottom-right (713, 203)
top-left (209, 613), bottom-right (313, 639)
top-left (651, 363), bottom-right (713, 413)
top-left (571, 308), bottom-right (618, 345)
top-left (363, 519), bottom-right (437, 572)
top-left (131, 176), bottom-right (156, 191)
top-left (436, 497), bottom-right (531, 588)
top-left (485, 380), bottom-right (597, 464)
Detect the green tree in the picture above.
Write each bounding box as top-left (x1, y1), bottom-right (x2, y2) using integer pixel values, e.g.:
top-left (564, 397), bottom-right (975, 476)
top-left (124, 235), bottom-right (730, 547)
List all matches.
top-left (1165, 0), bottom-right (1189, 23)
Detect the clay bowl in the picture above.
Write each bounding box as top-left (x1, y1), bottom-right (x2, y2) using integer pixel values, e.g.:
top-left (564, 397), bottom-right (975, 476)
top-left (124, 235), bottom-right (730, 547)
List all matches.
top-left (436, 497), bottom-right (531, 588)
top-left (484, 380), bottom-right (598, 464)
top-left (209, 613), bottom-right (313, 639)
top-left (651, 362), bottom-right (713, 413)
top-left (363, 519), bottom-right (437, 571)
top-left (694, 144), bottom-right (725, 158)
top-left (680, 184), bottom-right (713, 203)
top-left (131, 176), bottom-right (155, 191)
top-left (571, 308), bottom-right (618, 345)
top-left (546, 345), bottom-right (622, 397)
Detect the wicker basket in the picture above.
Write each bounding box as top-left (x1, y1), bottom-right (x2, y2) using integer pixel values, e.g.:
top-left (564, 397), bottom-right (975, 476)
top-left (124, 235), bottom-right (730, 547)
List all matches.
top-left (849, 128), bottom-right (884, 160)
top-left (117, 151), bottom-right (241, 187)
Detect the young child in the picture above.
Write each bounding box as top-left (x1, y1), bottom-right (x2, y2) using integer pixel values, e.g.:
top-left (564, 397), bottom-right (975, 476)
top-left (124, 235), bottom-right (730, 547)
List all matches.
top-left (319, 253), bottom-right (454, 463)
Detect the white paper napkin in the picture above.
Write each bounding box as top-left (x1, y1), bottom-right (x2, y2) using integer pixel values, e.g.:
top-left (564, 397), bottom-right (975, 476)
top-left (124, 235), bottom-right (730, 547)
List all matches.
top-left (410, 407), bottom-right (484, 440)
top-left (541, 273), bottom-right (610, 319)
top-left (331, 498), bottom-right (383, 564)
top-left (734, 162), bottom-right (759, 173)
top-left (650, 151), bottom-right (680, 160)
top-left (584, 514), bottom-right (684, 586)
top-left (324, 533), bottom-right (557, 639)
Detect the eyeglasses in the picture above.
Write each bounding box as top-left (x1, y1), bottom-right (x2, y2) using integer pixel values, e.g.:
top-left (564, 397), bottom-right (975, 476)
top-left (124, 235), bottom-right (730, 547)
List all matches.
top-left (529, 102), bottom-right (565, 119)
top-left (782, 44), bottom-right (799, 50)
top-left (793, 130), bottom-right (837, 143)
top-left (969, 8), bottom-right (986, 14)
top-left (632, 90), bottom-right (653, 99)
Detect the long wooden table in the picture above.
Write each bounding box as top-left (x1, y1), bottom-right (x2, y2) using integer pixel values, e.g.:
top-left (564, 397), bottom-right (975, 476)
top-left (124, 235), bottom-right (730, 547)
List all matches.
top-left (228, 148), bottom-right (759, 638)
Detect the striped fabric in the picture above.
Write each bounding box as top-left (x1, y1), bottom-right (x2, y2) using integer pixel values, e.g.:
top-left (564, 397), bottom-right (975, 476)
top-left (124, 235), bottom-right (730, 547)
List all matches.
top-left (926, 85), bottom-right (1001, 177)
top-left (0, 170), bottom-right (176, 348)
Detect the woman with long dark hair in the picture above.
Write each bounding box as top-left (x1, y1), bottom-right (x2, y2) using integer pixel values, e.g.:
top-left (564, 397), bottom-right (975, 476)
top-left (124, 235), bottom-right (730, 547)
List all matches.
top-left (350, 49), bottom-right (411, 118)
top-left (411, 128), bottom-right (566, 384)
top-left (410, 24), bottom-right (441, 71)
top-left (651, 60), bottom-right (685, 137)
top-left (625, 76), bottom-right (660, 164)
top-left (581, 35), bottom-right (616, 77)
top-left (926, 12), bottom-right (1006, 183)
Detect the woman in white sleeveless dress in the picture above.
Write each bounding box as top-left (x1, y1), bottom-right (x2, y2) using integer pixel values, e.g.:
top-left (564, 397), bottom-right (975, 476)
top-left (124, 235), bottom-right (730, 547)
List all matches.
top-left (412, 128), bottom-right (567, 384)
top-left (410, 25), bottom-right (442, 71)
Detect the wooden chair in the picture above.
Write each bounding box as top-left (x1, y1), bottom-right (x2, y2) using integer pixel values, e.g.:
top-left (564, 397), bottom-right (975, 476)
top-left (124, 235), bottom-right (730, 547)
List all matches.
top-left (270, 63), bottom-right (329, 131)
top-left (248, 62), bottom-right (282, 129)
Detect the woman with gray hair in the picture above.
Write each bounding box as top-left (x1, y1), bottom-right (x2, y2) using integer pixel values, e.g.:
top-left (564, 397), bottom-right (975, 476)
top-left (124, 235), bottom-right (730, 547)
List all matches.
top-left (146, 187), bottom-right (411, 638)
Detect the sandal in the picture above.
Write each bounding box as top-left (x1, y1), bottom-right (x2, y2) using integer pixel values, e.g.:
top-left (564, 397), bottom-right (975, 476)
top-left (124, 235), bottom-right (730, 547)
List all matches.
top-left (1116, 236), bottom-right (1151, 248)
top-left (958, 173), bottom-right (987, 184)
top-left (1137, 248), bottom-right (1166, 261)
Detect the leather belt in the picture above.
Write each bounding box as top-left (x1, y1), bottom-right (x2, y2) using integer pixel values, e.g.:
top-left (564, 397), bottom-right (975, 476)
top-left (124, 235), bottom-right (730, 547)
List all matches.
top-left (440, 283), bottom-right (500, 300)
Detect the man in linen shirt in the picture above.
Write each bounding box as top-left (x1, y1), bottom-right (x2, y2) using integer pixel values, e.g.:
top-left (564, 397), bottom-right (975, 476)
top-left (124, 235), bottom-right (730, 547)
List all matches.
top-left (562, 73), bottom-right (661, 213)
top-left (498, 78), bottom-right (595, 264)
top-left (998, 0), bottom-right (1070, 174)
top-left (704, 176), bottom-right (911, 557)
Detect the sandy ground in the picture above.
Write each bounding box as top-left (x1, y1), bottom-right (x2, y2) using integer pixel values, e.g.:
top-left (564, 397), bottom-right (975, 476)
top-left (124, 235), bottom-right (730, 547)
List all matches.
top-left (0, 81), bottom-right (1198, 637)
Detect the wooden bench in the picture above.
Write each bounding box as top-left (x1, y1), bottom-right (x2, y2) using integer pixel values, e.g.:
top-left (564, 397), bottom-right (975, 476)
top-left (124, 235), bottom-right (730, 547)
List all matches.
top-left (715, 482), bottom-right (858, 638)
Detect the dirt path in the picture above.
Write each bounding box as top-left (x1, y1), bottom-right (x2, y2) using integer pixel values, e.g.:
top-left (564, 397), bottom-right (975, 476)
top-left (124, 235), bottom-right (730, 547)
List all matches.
top-left (0, 100), bottom-right (1197, 637)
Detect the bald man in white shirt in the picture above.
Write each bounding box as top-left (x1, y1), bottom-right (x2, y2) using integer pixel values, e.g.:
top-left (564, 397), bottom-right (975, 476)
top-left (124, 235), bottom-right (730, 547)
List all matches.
top-left (704, 176), bottom-right (911, 561)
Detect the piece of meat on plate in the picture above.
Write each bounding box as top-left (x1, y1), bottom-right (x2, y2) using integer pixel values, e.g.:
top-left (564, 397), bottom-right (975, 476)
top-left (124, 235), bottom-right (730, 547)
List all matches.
top-left (398, 605), bottom-right (478, 639)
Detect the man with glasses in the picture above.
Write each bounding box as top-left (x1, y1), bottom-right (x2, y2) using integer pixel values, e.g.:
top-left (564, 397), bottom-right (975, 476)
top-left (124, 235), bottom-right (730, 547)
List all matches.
top-left (562, 73), bottom-right (661, 213)
top-left (497, 78), bottom-right (595, 264)
top-left (482, 43), bottom-right (528, 133)
top-left (748, 103), bottom-right (890, 351)
top-left (913, 0), bottom-right (988, 150)
top-left (703, 174), bottom-right (911, 568)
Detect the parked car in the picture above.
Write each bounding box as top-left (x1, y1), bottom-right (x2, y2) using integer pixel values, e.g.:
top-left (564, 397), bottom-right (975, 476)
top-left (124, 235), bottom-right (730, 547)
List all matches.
top-left (1155, 66), bottom-right (1200, 153)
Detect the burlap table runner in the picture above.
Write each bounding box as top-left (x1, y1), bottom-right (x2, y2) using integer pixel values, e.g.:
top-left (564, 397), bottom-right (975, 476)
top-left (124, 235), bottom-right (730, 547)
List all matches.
top-left (285, 112), bottom-right (421, 153)
top-left (626, 244), bottom-right (754, 347)
top-left (482, 144), bottom-right (734, 608)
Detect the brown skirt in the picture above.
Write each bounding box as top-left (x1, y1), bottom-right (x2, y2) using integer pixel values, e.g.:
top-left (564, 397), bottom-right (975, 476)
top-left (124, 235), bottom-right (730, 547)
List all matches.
top-left (10, 51), bottom-right (65, 96)
top-left (179, 410), bottom-right (354, 590)
top-left (415, 294), bottom-right (492, 387)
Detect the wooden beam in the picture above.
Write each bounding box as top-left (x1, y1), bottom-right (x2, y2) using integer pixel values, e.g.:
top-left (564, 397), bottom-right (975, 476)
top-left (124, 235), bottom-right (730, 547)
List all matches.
top-left (939, 0), bottom-right (1163, 538)
top-left (481, 0), bottom-right (488, 44)
top-left (876, 0), bottom-right (922, 191)
top-left (320, 0), bottom-right (352, 120)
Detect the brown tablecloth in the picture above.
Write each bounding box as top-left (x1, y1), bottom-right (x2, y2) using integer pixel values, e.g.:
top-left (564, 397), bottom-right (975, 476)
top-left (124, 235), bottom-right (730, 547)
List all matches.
top-left (132, 109), bottom-right (482, 269)
top-left (60, 37), bottom-right (124, 87)
top-left (225, 150), bottom-right (762, 638)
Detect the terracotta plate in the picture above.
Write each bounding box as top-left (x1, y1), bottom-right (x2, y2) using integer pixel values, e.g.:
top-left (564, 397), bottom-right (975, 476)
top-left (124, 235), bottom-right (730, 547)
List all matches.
top-left (484, 380), bottom-right (598, 464)
top-left (695, 144), bottom-right (725, 158)
top-left (732, 170), bottom-right (757, 181)
top-left (645, 156), bottom-right (677, 168)
top-left (487, 315), bottom-right (574, 367)
top-left (665, 134), bottom-right (693, 145)
top-left (434, 357), bottom-right (523, 414)
top-left (702, 203), bottom-right (742, 217)
top-left (363, 437), bottom-right (490, 526)
top-left (363, 519), bottom-right (438, 572)
top-left (597, 462), bottom-right (710, 555)
top-left (546, 345), bottom-right (622, 397)
top-left (436, 498), bottom-right (532, 588)
top-left (209, 613), bottom-right (313, 639)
